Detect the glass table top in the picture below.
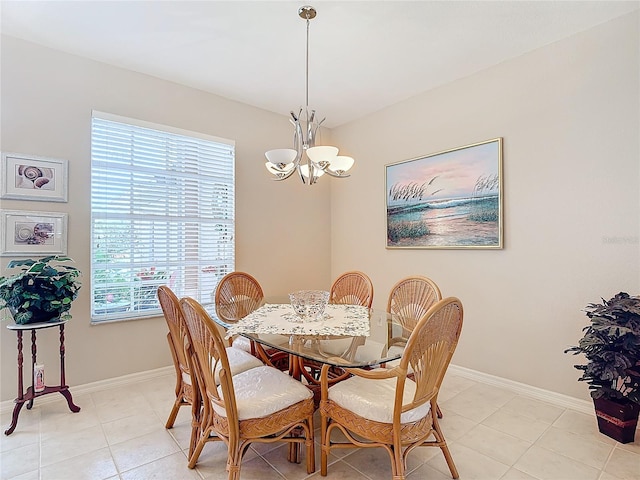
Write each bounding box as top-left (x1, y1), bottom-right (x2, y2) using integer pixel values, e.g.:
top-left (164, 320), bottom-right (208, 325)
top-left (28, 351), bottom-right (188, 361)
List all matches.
top-left (205, 303), bottom-right (409, 368)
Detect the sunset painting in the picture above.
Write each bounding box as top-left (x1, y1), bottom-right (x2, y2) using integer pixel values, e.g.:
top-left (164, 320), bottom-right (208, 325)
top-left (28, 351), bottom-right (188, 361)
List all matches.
top-left (385, 138), bottom-right (503, 249)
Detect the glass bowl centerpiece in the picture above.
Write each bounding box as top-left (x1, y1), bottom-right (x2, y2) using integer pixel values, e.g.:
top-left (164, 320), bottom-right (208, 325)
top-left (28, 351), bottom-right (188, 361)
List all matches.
top-left (289, 290), bottom-right (329, 322)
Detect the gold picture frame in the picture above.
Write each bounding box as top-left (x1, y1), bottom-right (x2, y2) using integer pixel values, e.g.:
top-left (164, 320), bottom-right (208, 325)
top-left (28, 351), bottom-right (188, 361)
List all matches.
top-left (385, 138), bottom-right (503, 249)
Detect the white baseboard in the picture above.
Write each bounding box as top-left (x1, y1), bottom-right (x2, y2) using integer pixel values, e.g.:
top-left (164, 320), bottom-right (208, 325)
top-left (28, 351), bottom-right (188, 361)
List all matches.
top-left (2, 363), bottom-right (593, 417)
top-left (0, 366), bottom-right (174, 415)
top-left (448, 364), bottom-right (593, 415)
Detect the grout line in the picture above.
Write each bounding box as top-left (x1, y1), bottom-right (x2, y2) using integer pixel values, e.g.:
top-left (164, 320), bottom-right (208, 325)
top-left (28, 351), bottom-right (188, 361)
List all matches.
top-left (598, 443), bottom-right (617, 480)
top-left (448, 365), bottom-right (593, 415)
top-left (91, 389), bottom-right (121, 480)
top-left (10, 370), bottom-right (637, 480)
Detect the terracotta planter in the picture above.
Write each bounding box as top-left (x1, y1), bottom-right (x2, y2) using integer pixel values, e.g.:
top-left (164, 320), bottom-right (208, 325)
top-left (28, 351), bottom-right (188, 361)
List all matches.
top-left (593, 397), bottom-right (640, 443)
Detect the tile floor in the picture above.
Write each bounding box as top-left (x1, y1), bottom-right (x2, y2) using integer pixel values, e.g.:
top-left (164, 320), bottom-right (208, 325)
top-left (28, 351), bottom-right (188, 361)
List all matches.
top-left (1, 370), bottom-right (639, 480)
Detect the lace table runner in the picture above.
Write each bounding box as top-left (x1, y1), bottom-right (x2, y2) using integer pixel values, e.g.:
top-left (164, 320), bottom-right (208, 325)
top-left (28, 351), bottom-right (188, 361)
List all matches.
top-left (225, 303), bottom-right (370, 338)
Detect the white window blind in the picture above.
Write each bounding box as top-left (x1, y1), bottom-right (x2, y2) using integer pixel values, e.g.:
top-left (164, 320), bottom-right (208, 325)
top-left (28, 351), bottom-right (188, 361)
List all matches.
top-left (90, 111), bottom-right (235, 323)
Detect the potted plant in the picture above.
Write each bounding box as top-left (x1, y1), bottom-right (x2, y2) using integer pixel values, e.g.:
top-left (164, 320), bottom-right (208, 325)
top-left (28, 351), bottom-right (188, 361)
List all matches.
top-left (565, 292), bottom-right (640, 443)
top-left (0, 255), bottom-right (81, 324)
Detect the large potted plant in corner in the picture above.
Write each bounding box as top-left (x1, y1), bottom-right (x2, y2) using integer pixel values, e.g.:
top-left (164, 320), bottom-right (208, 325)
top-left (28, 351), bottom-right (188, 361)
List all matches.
top-left (565, 292), bottom-right (640, 443)
top-left (0, 255), bottom-right (81, 324)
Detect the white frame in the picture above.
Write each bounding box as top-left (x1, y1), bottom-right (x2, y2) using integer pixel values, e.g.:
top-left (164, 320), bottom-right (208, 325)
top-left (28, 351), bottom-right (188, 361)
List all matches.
top-left (1, 152), bottom-right (68, 202)
top-left (1, 210), bottom-right (68, 256)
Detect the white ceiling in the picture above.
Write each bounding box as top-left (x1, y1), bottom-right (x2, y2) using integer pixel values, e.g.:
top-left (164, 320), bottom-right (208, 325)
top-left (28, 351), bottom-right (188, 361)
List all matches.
top-left (1, 1), bottom-right (638, 127)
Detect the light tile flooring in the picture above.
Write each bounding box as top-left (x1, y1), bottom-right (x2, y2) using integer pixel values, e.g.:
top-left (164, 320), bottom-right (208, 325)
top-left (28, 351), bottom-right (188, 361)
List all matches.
top-left (2, 370), bottom-right (639, 480)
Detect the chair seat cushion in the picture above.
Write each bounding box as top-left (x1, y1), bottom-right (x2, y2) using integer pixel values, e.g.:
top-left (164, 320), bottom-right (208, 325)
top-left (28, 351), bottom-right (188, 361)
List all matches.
top-left (215, 365), bottom-right (313, 420)
top-left (215, 347), bottom-right (264, 384)
top-left (183, 347), bottom-right (262, 386)
top-left (328, 369), bottom-right (430, 424)
top-left (230, 335), bottom-right (252, 352)
top-left (231, 335), bottom-right (283, 353)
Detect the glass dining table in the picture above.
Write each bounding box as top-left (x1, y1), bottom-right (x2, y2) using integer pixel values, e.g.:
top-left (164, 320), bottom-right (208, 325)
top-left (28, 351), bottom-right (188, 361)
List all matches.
top-left (204, 301), bottom-right (410, 464)
top-left (205, 302), bottom-right (409, 371)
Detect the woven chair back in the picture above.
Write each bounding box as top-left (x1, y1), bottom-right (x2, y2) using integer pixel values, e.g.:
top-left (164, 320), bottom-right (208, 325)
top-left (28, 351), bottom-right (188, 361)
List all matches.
top-left (398, 297), bottom-right (463, 413)
top-left (158, 286), bottom-right (190, 378)
top-left (215, 272), bottom-right (264, 323)
top-left (387, 276), bottom-right (442, 336)
top-left (329, 271), bottom-right (374, 307)
top-left (180, 297), bottom-right (237, 423)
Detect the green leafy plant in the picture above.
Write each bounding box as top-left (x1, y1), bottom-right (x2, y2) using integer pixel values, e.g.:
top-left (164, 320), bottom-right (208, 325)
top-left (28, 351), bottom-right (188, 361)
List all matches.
top-left (0, 255), bottom-right (81, 324)
top-left (565, 292), bottom-right (640, 404)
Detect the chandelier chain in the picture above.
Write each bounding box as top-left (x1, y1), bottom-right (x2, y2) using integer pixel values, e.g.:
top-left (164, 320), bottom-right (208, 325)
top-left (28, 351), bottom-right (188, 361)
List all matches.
top-left (305, 15), bottom-right (310, 114)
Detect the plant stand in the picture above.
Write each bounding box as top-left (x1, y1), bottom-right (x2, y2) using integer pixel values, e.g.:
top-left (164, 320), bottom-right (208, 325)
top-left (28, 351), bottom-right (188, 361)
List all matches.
top-left (594, 397), bottom-right (639, 444)
top-left (4, 319), bottom-right (80, 435)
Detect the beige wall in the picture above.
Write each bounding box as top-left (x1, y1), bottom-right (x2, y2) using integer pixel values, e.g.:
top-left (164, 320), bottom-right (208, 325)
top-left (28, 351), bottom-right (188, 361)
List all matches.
top-left (1, 12), bottom-right (638, 404)
top-left (0, 36), bottom-right (332, 402)
top-left (330, 12), bottom-right (640, 401)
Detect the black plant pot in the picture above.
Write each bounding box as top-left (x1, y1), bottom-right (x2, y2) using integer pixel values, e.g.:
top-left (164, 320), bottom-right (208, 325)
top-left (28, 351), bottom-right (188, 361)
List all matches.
top-left (593, 397), bottom-right (640, 444)
top-left (10, 305), bottom-right (60, 324)
top-left (9, 279), bottom-right (64, 324)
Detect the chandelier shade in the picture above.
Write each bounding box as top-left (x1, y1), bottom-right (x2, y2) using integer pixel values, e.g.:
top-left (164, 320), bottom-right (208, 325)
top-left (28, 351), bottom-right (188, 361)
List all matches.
top-left (299, 163), bottom-right (325, 179)
top-left (264, 5), bottom-right (354, 185)
top-left (329, 156), bottom-right (355, 174)
top-left (265, 148), bottom-right (297, 168)
top-left (305, 146), bottom-right (338, 163)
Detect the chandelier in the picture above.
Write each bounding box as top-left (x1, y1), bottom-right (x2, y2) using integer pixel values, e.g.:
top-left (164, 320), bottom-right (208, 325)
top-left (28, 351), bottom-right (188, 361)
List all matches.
top-left (264, 5), bottom-right (354, 185)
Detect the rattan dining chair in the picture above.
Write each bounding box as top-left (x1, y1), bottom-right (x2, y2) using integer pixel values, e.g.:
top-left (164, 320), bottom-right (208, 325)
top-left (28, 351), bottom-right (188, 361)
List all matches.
top-left (387, 275), bottom-right (442, 343)
top-left (214, 271), bottom-right (288, 370)
top-left (215, 272), bottom-right (264, 325)
top-left (158, 285), bottom-right (196, 427)
top-left (158, 286), bottom-right (263, 457)
top-left (386, 275), bottom-right (445, 418)
top-left (329, 270), bottom-right (374, 308)
top-left (298, 271), bottom-right (374, 396)
top-left (180, 297), bottom-right (316, 477)
top-left (319, 297), bottom-right (463, 480)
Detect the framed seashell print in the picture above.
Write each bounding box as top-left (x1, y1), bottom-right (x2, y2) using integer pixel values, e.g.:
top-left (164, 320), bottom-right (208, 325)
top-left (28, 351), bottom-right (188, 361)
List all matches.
top-left (1, 210), bottom-right (68, 256)
top-left (1, 152), bottom-right (68, 202)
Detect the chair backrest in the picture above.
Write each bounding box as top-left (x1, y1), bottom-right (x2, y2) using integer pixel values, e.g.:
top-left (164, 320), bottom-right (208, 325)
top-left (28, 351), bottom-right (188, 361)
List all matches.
top-left (158, 285), bottom-right (190, 378)
top-left (387, 276), bottom-right (442, 339)
top-left (397, 297), bottom-right (463, 414)
top-left (329, 271), bottom-right (374, 307)
top-left (180, 297), bottom-right (238, 424)
top-left (215, 271), bottom-right (264, 323)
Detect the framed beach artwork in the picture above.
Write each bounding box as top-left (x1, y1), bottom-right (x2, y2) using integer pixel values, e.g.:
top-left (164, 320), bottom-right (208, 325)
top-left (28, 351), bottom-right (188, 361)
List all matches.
top-left (1, 210), bottom-right (68, 256)
top-left (385, 138), bottom-right (503, 249)
top-left (1, 152), bottom-right (68, 202)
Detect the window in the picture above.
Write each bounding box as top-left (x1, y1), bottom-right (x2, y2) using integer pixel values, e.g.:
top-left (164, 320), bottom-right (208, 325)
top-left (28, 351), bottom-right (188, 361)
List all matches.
top-left (90, 111), bottom-right (235, 323)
